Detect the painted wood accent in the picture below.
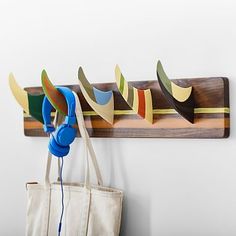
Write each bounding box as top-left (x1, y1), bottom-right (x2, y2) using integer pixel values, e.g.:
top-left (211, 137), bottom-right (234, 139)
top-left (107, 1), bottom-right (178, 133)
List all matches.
top-left (115, 65), bottom-right (153, 123)
top-left (78, 67), bottom-right (114, 124)
top-left (156, 61), bottom-right (195, 123)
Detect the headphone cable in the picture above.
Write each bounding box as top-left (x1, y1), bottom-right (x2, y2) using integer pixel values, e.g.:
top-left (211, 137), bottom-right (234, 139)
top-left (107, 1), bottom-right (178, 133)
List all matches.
top-left (58, 157), bottom-right (64, 236)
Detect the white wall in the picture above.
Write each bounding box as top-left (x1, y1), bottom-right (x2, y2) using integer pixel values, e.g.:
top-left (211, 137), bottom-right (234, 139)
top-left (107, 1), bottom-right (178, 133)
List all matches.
top-left (0, 0), bottom-right (236, 235)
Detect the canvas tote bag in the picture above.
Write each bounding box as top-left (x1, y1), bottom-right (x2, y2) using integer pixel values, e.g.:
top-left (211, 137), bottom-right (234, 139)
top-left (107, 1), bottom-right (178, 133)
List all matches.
top-left (26, 92), bottom-right (123, 236)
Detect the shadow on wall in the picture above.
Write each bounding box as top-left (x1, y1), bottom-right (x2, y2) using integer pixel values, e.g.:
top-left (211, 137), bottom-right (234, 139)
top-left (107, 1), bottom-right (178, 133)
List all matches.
top-left (104, 139), bottom-right (151, 236)
top-left (120, 193), bottom-right (151, 236)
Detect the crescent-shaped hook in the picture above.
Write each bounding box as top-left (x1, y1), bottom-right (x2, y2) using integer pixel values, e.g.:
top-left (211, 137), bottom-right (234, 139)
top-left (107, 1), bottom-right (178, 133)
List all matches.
top-left (9, 73), bottom-right (45, 123)
top-left (115, 65), bottom-right (153, 123)
top-left (78, 67), bottom-right (114, 124)
top-left (41, 70), bottom-right (67, 115)
top-left (156, 60), bottom-right (195, 123)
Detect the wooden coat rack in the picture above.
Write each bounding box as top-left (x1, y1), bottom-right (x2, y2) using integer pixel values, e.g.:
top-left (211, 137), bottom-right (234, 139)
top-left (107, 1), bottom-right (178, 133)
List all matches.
top-left (9, 61), bottom-right (230, 138)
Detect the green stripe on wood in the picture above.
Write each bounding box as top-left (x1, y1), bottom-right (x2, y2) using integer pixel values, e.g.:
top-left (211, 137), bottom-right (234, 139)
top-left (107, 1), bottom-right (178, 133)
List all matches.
top-left (78, 67), bottom-right (96, 101)
top-left (127, 86), bottom-right (134, 107)
top-left (28, 94), bottom-right (45, 123)
top-left (157, 61), bottom-right (172, 94)
top-left (119, 74), bottom-right (125, 94)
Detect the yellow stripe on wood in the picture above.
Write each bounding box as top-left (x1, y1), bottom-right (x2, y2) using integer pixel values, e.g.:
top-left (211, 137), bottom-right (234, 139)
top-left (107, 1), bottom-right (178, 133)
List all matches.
top-left (24, 107), bottom-right (230, 118)
top-left (144, 89), bottom-right (153, 123)
top-left (132, 87), bottom-right (139, 113)
top-left (171, 82), bottom-right (193, 102)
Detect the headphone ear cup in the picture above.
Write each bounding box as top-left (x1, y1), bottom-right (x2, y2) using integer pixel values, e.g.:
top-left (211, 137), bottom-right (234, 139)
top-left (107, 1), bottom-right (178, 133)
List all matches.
top-left (54, 124), bottom-right (76, 146)
top-left (49, 136), bottom-right (70, 157)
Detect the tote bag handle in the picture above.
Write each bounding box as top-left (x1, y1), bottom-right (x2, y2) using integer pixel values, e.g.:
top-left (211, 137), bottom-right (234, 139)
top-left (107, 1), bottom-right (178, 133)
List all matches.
top-left (45, 110), bottom-right (61, 186)
top-left (73, 91), bottom-right (103, 188)
top-left (44, 93), bottom-right (103, 187)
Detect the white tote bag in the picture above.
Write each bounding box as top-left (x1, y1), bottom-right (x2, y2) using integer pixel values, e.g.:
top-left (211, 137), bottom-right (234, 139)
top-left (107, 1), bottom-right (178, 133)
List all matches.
top-left (26, 92), bottom-right (123, 236)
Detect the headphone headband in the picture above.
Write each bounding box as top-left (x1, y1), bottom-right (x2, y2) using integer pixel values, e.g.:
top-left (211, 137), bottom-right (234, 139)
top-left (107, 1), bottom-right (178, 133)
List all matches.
top-left (42, 87), bottom-right (76, 133)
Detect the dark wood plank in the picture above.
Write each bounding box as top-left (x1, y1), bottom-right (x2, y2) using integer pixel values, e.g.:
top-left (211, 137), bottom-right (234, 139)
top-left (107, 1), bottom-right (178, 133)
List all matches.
top-left (24, 77), bottom-right (230, 138)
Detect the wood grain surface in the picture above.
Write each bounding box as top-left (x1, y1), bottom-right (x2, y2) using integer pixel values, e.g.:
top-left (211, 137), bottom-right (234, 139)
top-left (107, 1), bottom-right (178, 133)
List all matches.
top-left (24, 77), bottom-right (230, 138)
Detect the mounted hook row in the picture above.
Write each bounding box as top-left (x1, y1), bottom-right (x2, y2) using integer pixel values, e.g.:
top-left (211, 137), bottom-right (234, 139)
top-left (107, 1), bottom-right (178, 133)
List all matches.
top-left (9, 61), bottom-right (195, 125)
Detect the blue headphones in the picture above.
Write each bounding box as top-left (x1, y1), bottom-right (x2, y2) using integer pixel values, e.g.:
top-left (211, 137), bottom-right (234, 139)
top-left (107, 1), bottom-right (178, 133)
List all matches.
top-left (42, 87), bottom-right (76, 157)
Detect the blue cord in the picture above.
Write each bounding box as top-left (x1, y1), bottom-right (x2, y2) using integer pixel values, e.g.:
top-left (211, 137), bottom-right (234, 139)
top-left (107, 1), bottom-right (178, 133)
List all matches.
top-left (58, 157), bottom-right (64, 236)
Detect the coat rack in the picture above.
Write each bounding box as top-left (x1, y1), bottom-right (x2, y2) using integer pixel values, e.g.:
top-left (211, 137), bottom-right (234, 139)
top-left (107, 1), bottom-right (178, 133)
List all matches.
top-left (9, 61), bottom-right (230, 138)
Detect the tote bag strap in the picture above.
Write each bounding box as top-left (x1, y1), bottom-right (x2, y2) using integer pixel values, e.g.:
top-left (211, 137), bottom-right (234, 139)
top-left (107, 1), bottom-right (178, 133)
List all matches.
top-left (73, 91), bottom-right (103, 187)
top-left (45, 110), bottom-right (62, 186)
top-left (44, 94), bottom-right (103, 187)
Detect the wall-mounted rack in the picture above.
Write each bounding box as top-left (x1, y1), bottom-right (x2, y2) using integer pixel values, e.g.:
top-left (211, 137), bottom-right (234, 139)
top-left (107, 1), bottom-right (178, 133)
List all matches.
top-left (9, 61), bottom-right (230, 138)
